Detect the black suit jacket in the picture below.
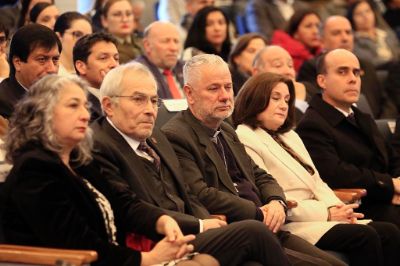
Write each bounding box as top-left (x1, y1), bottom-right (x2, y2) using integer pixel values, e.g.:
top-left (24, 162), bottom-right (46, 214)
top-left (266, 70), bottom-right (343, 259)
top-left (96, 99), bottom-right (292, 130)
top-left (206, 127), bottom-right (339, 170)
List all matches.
top-left (1, 145), bottom-right (165, 266)
top-left (0, 77), bottom-right (26, 118)
top-left (297, 56), bottom-right (397, 119)
top-left (296, 94), bottom-right (400, 205)
top-left (162, 110), bottom-right (286, 223)
top-left (88, 92), bottom-right (102, 123)
top-left (91, 117), bottom-right (210, 235)
top-left (135, 55), bottom-right (184, 99)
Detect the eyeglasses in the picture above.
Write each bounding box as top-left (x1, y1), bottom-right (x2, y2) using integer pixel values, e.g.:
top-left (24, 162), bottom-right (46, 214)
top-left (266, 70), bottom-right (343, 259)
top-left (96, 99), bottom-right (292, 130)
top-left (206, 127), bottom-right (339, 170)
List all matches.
top-left (112, 94), bottom-right (163, 108)
top-left (109, 11), bottom-right (133, 20)
top-left (65, 30), bottom-right (86, 40)
top-left (0, 36), bottom-right (9, 45)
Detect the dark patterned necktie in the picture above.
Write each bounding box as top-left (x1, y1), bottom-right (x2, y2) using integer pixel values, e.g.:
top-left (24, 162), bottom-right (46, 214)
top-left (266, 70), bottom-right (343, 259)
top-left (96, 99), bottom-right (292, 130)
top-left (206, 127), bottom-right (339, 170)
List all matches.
top-left (138, 141), bottom-right (160, 171)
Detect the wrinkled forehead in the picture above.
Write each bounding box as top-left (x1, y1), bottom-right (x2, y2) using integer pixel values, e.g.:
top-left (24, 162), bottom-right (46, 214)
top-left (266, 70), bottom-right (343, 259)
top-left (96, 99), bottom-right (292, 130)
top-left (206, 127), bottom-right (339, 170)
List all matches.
top-left (120, 69), bottom-right (158, 94)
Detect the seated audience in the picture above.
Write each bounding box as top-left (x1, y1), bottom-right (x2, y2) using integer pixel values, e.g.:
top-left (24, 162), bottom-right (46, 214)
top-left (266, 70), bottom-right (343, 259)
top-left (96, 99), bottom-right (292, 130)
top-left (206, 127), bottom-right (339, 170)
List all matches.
top-left (54, 12), bottom-right (92, 76)
top-left (234, 72), bottom-right (400, 266)
top-left (347, 0), bottom-right (399, 67)
top-left (0, 22), bottom-right (10, 81)
top-left (1, 74), bottom-right (215, 266)
top-left (86, 0), bottom-right (105, 32)
top-left (29, 2), bottom-right (59, 30)
top-left (271, 9), bottom-right (322, 72)
top-left (162, 53), bottom-right (353, 266)
top-left (383, 0), bottom-right (400, 39)
top-left (245, 0), bottom-right (309, 41)
top-left (73, 32), bottom-right (119, 122)
top-left (252, 46), bottom-right (309, 116)
top-left (131, 0), bottom-right (146, 36)
top-left (0, 24), bottom-right (61, 118)
top-left (296, 48), bottom-right (400, 229)
top-left (136, 21), bottom-right (185, 99)
top-left (158, 0), bottom-right (215, 40)
top-left (228, 33), bottom-right (267, 95)
top-left (183, 6), bottom-right (231, 61)
top-left (101, 0), bottom-right (143, 64)
top-left (297, 15), bottom-right (397, 119)
top-left (17, 0), bottom-right (53, 28)
top-left (91, 61), bottom-right (292, 266)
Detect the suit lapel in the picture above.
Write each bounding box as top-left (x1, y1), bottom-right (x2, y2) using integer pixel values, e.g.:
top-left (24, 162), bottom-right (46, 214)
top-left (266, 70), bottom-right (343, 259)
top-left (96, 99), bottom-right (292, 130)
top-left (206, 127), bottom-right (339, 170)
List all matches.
top-left (355, 111), bottom-right (389, 165)
top-left (100, 119), bottom-right (164, 206)
top-left (255, 128), bottom-right (316, 191)
top-left (184, 112), bottom-right (238, 194)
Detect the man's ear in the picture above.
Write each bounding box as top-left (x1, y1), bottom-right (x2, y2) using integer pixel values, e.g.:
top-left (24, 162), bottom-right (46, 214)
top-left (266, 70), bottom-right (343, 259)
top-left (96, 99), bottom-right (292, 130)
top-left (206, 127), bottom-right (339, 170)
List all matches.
top-left (183, 84), bottom-right (194, 105)
top-left (316, 74), bottom-right (326, 90)
top-left (102, 96), bottom-right (114, 118)
top-left (12, 56), bottom-right (22, 72)
top-left (75, 60), bottom-right (87, 76)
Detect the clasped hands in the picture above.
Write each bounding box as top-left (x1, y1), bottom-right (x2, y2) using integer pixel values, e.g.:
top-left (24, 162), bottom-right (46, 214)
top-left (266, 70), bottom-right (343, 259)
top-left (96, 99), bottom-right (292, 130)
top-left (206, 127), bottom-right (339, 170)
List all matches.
top-left (141, 215), bottom-right (196, 265)
top-left (328, 203), bottom-right (364, 223)
top-left (260, 200), bottom-right (286, 233)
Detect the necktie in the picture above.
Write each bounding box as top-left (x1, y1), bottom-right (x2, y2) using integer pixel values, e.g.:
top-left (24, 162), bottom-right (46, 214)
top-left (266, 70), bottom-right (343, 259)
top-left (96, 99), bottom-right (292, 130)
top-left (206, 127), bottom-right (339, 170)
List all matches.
top-left (162, 69), bottom-right (181, 99)
top-left (346, 113), bottom-right (357, 127)
top-left (138, 141), bottom-right (160, 171)
top-left (211, 131), bottom-right (227, 169)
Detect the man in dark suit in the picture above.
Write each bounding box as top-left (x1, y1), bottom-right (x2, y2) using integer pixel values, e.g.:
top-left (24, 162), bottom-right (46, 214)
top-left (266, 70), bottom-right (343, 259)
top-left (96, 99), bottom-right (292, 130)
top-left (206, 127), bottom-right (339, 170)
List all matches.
top-left (73, 32), bottom-right (119, 122)
top-left (135, 21), bottom-right (185, 99)
top-left (297, 15), bottom-right (397, 119)
top-left (162, 54), bottom-right (345, 265)
top-left (296, 48), bottom-right (400, 228)
top-left (90, 61), bottom-right (291, 266)
top-left (0, 24), bottom-right (61, 118)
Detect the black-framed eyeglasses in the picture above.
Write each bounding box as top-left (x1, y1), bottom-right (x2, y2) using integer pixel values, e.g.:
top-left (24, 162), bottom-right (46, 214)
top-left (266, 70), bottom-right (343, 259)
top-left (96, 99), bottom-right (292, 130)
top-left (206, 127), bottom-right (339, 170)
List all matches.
top-left (112, 94), bottom-right (163, 108)
top-left (0, 36), bottom-right (9, 45)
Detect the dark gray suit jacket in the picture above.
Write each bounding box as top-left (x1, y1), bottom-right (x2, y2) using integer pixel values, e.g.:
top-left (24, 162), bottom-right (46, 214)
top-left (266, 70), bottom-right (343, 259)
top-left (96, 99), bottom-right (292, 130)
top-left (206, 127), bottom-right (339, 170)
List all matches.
top-left (91, 117), bottom-right (210, 235)
top-left (162, 110), bottom-right (286, 223)
top-left (135, 55), bottom-right (184, 99)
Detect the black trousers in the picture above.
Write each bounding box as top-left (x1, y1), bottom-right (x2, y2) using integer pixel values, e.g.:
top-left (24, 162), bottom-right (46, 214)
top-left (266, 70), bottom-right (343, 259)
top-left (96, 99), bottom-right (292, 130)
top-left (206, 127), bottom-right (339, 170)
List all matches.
top-left (278, 231), bottom-right (347, 266)
top-left (192, 220), bottom-right (291, 266)
top-left (315, 222), bottom-right (400, 266)
top-left (360, 203), bottom-right (400, 229)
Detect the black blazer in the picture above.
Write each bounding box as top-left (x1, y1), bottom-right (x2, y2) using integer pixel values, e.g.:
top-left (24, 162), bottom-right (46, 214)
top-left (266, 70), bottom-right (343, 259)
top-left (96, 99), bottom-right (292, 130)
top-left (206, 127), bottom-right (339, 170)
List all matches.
top-left (162, 110), bottom-right (286, 223)
top-left (1, 145), bottom-right (166, 266)
top-left (296, 94), bottom-right (400, 205)
top-left (91, 117), bottom-right (210, 235)
top-left (135, 55), bottom-right (184, 99)
top-left (0, 77), bottom-right (26, 118)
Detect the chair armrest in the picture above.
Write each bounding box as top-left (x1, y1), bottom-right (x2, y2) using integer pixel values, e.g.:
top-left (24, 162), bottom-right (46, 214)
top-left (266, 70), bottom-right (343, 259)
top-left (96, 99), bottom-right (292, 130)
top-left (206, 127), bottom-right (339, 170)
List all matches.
top-left (210, 214), bottom-right (227, 222)
top-left (0, 244), bottom-right (97, 265)
top-left (334, 188), bottom-right (367, 204)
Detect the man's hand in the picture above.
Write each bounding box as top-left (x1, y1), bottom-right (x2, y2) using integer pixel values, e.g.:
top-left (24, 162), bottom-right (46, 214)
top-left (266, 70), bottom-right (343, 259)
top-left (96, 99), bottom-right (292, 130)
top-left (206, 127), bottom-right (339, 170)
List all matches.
top-left (155, 215), bottom-right (184, 241)
top-left (328, 203), bottom-right (364, 223)
top-left (393, 178), bottom-right (400, 194)
top-left (261, 200), bottom-right (286, 233)
top-left (202, 218), bottom-right (227, 231)
top-left (392, 194), bottom-right (400, 205)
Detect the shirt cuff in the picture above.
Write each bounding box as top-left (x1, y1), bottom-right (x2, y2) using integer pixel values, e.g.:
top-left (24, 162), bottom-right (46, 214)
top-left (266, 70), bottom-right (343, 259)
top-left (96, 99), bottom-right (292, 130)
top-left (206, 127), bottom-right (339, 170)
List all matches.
top-left (199, 219), bottom-right (204, 233)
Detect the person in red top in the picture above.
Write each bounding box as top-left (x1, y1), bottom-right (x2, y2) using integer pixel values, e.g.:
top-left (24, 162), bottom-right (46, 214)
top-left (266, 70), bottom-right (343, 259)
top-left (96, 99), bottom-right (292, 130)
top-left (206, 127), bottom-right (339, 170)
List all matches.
top-left (271, 9), bottom-right (322, 72)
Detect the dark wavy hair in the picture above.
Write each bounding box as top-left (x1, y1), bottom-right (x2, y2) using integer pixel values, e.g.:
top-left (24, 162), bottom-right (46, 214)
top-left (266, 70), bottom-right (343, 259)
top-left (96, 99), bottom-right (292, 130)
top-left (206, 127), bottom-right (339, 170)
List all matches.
top-left (286, 9), bottom-right (321, 37)
top-left (184, 6), bottom-right (231, 61)
top-left (233, 72), bottom-right (296, 133)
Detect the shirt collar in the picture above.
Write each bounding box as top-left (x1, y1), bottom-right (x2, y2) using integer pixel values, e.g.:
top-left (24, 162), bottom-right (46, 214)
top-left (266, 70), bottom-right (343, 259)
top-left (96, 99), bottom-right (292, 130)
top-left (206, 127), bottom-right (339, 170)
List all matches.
top-left (106, 117), bottom-right (141, 152)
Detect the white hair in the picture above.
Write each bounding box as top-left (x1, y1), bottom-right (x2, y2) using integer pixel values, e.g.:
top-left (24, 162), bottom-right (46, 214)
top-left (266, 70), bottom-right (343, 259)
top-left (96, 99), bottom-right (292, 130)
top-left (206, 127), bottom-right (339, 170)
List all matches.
top-left (183, 54), bottom-right (228, 86)
top-left (100, 62), bottom-right (157, 105)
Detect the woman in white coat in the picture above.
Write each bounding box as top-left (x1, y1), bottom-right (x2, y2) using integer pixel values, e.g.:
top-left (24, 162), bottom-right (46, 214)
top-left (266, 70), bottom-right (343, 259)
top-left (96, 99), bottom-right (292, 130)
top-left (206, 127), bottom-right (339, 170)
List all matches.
top-left (233, 72), bottom-right (400, 266)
